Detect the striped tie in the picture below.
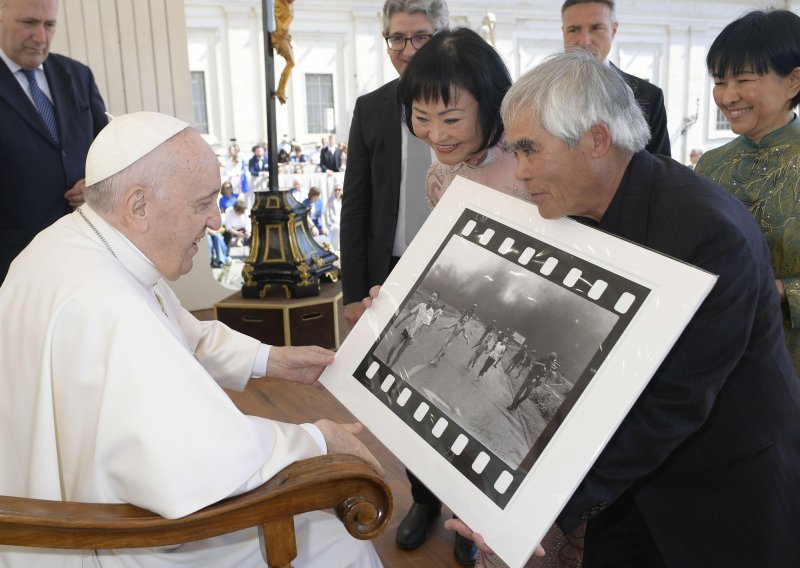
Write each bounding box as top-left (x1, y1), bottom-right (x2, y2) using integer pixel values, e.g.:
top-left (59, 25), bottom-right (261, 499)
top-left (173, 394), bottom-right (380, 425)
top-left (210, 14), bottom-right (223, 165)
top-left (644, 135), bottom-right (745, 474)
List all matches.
top-left (20, 69), bottom-right (60, 144)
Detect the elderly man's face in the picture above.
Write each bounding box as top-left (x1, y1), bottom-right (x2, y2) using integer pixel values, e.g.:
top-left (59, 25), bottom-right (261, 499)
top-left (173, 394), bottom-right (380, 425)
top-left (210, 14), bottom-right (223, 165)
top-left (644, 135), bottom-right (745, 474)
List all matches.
top-left (385, 11), bottom-right (438, 76)
top-left (0, 0), bottom-right (58, 69)
top-left (505, 114), bottom-right (602, 221)
top-left (561, 2), bottom-right (618, 62)
top-left (146, 131), bottom-right (222, 280)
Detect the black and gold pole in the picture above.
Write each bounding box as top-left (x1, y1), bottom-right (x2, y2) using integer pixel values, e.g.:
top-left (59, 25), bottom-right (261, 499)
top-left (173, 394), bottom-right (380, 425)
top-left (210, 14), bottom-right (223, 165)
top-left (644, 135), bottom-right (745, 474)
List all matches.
top-left (241, 0), bottom-right (338, 299)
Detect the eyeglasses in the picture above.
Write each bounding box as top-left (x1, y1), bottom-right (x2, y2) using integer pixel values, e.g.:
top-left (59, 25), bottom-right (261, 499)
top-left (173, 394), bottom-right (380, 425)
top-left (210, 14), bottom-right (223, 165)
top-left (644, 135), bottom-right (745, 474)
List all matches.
top-left (384, 33), bottom-right (433, 52)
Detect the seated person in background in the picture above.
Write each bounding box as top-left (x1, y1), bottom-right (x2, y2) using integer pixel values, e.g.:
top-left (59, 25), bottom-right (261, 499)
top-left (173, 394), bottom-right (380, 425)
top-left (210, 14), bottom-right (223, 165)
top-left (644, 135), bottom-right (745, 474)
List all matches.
top-left (290, 144), bottom-right (308, 173)
top-left (206, 227), bottom-right (229, 268)
top-left (0, 111), bottom-right (383, 568)
top-left (325, 183), bottom-right (343, 251)
top-left (218, 180), bottom-right (238, 212)
top-left (289, 178), bottom-right (306, 203)
top-left (303, 186), bottom-right (327, 237)
top-left (277, 148), bottom-right (292, 174)
top-left (223, 201), bottom-right (252, 251)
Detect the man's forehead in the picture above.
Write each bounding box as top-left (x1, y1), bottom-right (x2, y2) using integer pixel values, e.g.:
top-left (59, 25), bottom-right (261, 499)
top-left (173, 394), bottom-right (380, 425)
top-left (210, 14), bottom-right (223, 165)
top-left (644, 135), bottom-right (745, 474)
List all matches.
top-left (388, 12), bottom-right (436, 33)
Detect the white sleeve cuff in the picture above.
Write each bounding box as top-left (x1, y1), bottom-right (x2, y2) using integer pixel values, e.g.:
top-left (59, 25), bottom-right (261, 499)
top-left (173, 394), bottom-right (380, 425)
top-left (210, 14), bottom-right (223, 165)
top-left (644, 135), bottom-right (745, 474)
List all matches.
top-left (251, 343), bottom-right (271, 377)
top-left (299, 423), bottom-right (327, 455)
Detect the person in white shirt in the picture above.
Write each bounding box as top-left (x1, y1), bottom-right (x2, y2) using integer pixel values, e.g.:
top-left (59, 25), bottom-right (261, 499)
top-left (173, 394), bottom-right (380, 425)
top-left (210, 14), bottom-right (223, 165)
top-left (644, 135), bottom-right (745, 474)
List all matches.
top-left (222, 200), bottom-right (252, 250)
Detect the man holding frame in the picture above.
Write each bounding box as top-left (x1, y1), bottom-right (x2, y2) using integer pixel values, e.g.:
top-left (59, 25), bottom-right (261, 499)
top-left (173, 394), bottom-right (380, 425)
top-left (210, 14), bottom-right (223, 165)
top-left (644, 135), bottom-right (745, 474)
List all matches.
top-left (447, 50), bottom-right (800, 567)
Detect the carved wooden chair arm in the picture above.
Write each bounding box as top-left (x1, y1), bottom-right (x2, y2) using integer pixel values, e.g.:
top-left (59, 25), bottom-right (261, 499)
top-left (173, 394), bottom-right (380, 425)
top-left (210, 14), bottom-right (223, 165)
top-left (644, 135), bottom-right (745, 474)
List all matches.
top-left (0, 454), bottom-right (392, 568)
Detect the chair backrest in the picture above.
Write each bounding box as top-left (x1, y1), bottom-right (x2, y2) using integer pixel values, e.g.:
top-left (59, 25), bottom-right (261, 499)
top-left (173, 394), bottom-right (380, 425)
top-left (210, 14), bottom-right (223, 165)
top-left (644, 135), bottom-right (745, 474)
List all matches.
top-left (0, 454), bottom-right (392, 568)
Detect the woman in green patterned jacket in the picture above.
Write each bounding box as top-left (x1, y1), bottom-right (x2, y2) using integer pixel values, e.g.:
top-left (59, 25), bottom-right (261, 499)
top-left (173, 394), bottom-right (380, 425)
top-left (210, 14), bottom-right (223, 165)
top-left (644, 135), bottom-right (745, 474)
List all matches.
top-left (696, 9), bottom-right (800, 375)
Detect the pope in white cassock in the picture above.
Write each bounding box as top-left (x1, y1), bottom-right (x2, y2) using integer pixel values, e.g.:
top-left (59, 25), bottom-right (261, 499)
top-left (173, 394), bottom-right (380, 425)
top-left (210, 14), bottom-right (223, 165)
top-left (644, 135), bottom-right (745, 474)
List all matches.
top-left (0, 112), bottom-right (383, 567)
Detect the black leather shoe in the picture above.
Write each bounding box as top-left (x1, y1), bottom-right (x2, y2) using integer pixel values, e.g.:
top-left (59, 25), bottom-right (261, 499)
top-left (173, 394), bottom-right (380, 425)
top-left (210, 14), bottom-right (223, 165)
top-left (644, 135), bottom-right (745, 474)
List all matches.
top-left (454, 531), bottom-right (478, 566)
top-left (395, 502), bottom-right (441, 550)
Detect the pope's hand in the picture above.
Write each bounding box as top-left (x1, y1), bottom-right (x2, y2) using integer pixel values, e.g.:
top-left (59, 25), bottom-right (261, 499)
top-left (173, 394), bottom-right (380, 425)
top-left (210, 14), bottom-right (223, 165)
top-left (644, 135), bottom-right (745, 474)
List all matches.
top-left (314, 419), bottom-right (384, 476)
top-left (266, 345), bottom-right (334, 387)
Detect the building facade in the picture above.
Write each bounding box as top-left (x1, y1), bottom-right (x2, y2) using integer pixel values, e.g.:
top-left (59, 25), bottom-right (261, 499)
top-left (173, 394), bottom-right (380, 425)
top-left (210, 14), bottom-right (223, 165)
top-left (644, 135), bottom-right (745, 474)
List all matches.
top-left (185, 0), bottom-right (794, 164)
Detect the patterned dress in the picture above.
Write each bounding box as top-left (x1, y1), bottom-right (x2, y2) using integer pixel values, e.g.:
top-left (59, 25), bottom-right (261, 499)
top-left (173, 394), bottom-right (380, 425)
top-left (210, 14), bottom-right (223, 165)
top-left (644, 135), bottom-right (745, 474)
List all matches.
top-left (695, 116), bottom-right (800, 376)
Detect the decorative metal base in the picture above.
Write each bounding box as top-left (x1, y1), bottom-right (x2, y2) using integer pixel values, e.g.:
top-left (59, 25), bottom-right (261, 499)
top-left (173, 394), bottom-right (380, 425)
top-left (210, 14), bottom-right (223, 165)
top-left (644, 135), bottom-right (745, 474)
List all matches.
top-left (241, 190), bottom-right (339, 299)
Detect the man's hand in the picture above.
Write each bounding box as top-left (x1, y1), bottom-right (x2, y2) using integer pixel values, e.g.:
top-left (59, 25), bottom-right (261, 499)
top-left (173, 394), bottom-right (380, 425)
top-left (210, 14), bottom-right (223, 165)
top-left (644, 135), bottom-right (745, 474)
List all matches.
top-left (344, 286), bottom-right (382, 330)
top-left (344, 301), bottom-right (366, 329)
top-left (444, 518), bottom-right (545, 563)
top-left (314, 419), bottom-right (384, 476)
top-left (64, 178), bottom-right (86, 209)
top-left (266, 345), bottom-right (334, 386)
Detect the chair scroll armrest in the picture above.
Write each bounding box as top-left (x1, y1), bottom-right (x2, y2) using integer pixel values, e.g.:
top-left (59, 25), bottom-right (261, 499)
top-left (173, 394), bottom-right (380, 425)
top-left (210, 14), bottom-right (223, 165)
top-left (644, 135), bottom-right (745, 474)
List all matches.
top-left (0, 454), bottom-right (392, 551)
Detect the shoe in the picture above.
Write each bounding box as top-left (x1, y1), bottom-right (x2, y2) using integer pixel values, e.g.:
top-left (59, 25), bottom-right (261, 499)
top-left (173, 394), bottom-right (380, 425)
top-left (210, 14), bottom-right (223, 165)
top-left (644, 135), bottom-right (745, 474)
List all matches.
top-left (395, 502), bottom-right (441, 550)
top-left (454, 530), bottom-right (478, 566)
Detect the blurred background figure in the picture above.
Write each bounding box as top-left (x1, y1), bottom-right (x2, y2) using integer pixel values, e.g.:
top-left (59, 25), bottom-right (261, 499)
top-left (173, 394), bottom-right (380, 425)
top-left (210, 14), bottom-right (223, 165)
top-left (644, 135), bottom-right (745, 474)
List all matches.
top-left (325, 183), bottom-right (343, 251)
top-left (688, 148), bottom-right (703, 169)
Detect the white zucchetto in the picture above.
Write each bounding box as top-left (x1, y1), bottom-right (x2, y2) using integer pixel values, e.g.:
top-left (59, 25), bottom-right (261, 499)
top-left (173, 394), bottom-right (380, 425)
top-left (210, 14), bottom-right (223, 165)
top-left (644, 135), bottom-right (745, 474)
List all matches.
top-left (85, 112), bottom-right (190, 186)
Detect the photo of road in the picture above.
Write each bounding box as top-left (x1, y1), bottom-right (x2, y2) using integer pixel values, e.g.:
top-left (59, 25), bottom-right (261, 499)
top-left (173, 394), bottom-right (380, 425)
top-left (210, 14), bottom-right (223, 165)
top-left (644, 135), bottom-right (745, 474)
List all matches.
top-left (373, 236), bottom-right (618, 470)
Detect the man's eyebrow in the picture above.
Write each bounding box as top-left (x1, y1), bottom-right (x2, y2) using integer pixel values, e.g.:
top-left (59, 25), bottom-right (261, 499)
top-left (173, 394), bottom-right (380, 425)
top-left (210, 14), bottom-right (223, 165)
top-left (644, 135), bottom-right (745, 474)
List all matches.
top-left (504, 138), bottom-right (538, 153)
top-left (195, 189), bottom-right (219, 204)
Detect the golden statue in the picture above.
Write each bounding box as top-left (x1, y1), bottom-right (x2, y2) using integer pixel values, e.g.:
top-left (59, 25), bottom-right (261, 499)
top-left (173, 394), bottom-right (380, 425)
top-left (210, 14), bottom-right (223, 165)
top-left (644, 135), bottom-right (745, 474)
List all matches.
top-left (272, 0), bottom-right (295, 104)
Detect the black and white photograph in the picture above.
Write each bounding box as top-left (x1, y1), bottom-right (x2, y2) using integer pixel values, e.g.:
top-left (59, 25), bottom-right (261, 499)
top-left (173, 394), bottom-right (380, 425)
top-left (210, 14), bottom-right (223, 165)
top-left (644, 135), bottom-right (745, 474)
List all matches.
top-left (321, 176), bottom-right (717, 567)
top-left (354, 209), bottom-right (649, 506)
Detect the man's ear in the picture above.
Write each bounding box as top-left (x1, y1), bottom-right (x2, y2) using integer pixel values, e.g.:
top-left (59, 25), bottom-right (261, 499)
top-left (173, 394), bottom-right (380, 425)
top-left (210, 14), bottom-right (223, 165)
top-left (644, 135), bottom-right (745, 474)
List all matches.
top-left (588, 122), bottom-right (612, 157)
top-left (120, 186), bottom-right (151, 233)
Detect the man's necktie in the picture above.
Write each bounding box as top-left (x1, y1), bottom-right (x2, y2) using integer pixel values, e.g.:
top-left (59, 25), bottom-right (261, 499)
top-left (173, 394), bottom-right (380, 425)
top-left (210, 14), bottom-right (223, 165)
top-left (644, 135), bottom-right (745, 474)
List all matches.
top-left (404, 133), bottom-right (432, 244)
top-left (20, 69), bottom-right (60, 144)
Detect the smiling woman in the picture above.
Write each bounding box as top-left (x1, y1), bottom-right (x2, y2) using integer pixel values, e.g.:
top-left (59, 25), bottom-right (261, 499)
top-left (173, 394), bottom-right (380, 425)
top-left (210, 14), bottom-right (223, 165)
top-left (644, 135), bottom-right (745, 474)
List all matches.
top-left (695, 9), bottom-right (800, 375)
top-left (397, 28), bottom-right (529, 208)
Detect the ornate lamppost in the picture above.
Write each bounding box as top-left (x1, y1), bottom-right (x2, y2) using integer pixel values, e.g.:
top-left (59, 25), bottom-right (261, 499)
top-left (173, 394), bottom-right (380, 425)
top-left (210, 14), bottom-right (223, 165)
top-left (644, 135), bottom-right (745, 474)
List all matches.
top-left (241, 0), bottom-right (338, 299)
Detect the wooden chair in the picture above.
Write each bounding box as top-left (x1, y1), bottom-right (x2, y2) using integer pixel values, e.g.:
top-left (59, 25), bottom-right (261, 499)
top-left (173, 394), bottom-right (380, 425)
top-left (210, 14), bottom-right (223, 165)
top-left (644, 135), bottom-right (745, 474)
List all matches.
top-left (0, 454), bottom-right (392, 568)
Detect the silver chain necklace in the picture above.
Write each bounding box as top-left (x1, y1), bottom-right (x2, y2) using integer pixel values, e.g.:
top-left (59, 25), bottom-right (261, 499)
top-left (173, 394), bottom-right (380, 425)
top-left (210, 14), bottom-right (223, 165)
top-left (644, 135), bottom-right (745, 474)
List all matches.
top-left (77, 206), bottom-right (118, 259)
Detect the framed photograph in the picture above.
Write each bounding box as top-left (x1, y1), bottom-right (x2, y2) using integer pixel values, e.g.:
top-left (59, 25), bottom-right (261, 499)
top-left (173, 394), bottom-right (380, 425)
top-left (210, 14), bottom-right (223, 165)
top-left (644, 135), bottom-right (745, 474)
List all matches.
top-left (321, 176), bottom-right (716, 567)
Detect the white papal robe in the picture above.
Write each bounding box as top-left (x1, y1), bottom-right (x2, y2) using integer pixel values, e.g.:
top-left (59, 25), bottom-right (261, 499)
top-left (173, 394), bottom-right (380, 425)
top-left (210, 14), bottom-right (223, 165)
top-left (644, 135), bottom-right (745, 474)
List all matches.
top-left (0, 206), bottom-right (381, 568)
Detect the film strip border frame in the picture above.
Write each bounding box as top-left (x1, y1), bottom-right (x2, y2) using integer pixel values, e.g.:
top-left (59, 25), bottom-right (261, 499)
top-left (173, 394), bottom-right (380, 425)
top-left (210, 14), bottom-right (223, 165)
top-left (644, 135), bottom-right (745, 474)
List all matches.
top-left (353, 209), bottom-right (652, 508)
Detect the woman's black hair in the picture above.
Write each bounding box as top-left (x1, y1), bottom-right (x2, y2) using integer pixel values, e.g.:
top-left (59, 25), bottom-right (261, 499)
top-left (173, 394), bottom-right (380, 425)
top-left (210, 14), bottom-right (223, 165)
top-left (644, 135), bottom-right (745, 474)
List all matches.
top-left (398, 27), bottom-right (512, 151)
top-left (707, 9), bottom-right (800, 108)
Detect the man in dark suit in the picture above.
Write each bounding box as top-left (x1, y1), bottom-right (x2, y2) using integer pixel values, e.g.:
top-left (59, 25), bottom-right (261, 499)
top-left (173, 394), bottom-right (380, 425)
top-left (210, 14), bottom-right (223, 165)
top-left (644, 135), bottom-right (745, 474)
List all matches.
top-left (474, 50), bottom-right (800, 567)
top-left (319, 134), bottom-right (342, 172)
top-left (0, 0), bottom-right (108, 283)
top-left (341, 0), bottom-right (478, 563)
top-left (561, 0), bottom-right (671, 157)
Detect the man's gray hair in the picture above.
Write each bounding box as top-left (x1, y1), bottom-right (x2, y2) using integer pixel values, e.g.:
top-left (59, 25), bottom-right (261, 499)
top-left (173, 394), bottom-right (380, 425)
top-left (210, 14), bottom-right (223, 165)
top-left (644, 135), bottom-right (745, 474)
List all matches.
top-left (501, 50), bottom-right (649, 153)
top-left (561, 0), bottom-right (616, 21)
top-left (382, 0), bottom-right (449, 35)
top-left (84, 148), bottom-right (166, 214)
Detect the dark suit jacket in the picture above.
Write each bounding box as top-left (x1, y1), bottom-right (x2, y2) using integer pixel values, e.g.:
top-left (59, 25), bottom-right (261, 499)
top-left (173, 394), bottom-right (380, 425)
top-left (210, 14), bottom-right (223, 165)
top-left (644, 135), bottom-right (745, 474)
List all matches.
top-left (613, 64), bottom-right (671, 157)
top-left (558, 152), bottom-right (800, 567)
top-left (340, 79), bottom-right (402, 304)
top-left (319, 145), bottom-right (342, 172)
top-left (0, 53), bottom-right (107, 282)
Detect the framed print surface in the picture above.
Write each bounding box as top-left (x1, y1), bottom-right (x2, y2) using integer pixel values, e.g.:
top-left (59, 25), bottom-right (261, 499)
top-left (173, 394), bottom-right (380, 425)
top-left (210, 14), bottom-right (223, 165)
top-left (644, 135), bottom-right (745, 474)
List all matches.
top-left (320, 176), bottom-right (716, 567)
